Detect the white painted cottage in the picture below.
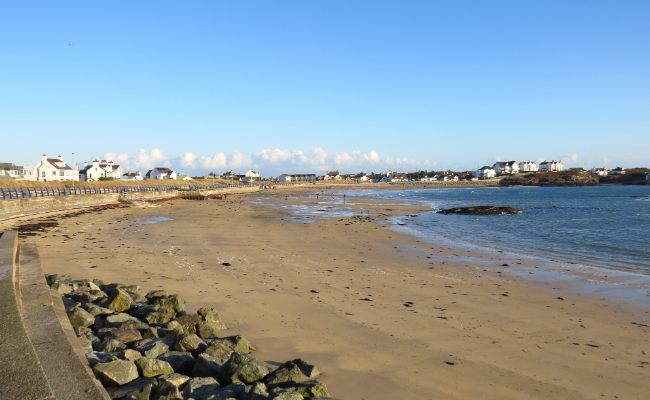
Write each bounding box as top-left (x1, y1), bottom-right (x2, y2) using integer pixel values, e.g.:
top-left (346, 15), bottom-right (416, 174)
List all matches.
top-left (145, 167), bottom-right (177, 180)
top-left (80, 159), bottom-right (123, 181)
top-left (611, 167), bottom-right (626, 175)
top-left (244, 170), bottom-right (261, 182)
top-left (33, 154), bottom-right (79, 182)
top-left (590, 167), bottom-right (608, 176)
top-left (519, 160), bottom-right (538, 172)
top-left (492, 161), bottom-right (520, 174)
top-left (539, 160), bottom-right (564, 172)
top-left (474, 166), bottom-right (496, 179)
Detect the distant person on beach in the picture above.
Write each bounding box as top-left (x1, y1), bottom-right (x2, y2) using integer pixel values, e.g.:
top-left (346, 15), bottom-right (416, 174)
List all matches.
top-left (285, 196), bottom-right (287, 200)
top-left (343, 194), bottom-right (346, 204)
top-left (316, 193), bottom-right (319, 201)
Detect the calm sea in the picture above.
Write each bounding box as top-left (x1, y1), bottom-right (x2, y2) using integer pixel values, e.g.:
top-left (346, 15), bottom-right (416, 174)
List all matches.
top-left (346, 186), bottom-right (650, 275)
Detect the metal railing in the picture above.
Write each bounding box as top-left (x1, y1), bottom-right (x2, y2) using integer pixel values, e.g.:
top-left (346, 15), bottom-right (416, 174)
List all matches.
top-left (0, 181), bottom-right (308, 200)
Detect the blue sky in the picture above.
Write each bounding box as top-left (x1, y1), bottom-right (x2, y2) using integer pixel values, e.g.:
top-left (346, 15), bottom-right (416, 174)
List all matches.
top-left (1, 1), bottom-right (648, 175)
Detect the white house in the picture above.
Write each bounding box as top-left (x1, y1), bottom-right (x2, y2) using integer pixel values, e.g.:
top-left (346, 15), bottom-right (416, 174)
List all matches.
top-left (33, 154), bottom-right (79, 182)
top-left (590, 167), bottom-right (608, 176)
top-left (80, 159), bottom-right (123, 181)
top-left (438, 175), bottom-right (459, 182)
top-left (492, 161), bottom-right (520, 175)
top-left (145, 167), bottom-right (177, 180)
top-left (324, 171), bottom-right (342, 180)
top-left (0, 163), bottom-right (36, 180)
top-left (381, 170), bottom-right (408, 182)
top-left (122, 172), bottom-right (143, 181)
top-left (611, 167), bottom-right (626, 175)
top-left (474, 166), bottom-right (496, 179)
top-left (519, 160), bottom-right (538, 172)
top-left (646, 172), bottom-right (650, 181)
top-left (420, 174), bottom-right (439, 182)
top-left (244, 170), bottom-right (261, 182)
top-left (539, 160), bottom-right (564, 172)
top-left (278, 174), bottom-right (316, 182)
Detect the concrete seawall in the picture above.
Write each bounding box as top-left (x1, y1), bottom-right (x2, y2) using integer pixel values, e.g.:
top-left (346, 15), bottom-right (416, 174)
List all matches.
top-left (0, 186), bottom-right (262, 218)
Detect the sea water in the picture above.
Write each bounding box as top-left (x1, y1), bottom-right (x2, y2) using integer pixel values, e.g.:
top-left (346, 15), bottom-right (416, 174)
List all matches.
top-left (346, 186), bottom-right (650, 274)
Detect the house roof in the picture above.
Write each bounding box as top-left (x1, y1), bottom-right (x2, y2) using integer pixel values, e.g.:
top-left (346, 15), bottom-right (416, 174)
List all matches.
top-left (46, 158), bottom-right (73, 170)
top-left (154, 167), bottom-right (173, 172)
top-left (494, 161), bottom-right (517, 167)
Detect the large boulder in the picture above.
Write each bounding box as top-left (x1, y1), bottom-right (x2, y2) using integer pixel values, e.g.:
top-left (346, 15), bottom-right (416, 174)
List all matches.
top-left (119, 349), bottom-right (143, 363)
top-left (135, 357), bottom-right (175, 377)
top-left (51, 282), bottom-right (73, 294)
top-left (67, 307), bottom-right (95, 329)
top-left (220, 352), bottom-right (270, 385)
top-left (105, 313), bottom-right (138, 328)
top-left (174, 314), bottom-right (201, 334)
top-left (145, 290), bottom-right (168, 302)
top-left (272, 392), bottom-right (303, 400)
top-left (130, 303), bottom-right (160, 319)
top-left (164, 321), bottom-right (185, 340)
top-left (157, 351), bottom-right (195, 376)
top-left (181, 377), bottom-right (221, 400)
top-left (205, 383), bottom-right (246, 400)
top-left (81, 303), bottom-right (115, 317)
top-left (192, 353), bottom-right (227, 377)
top-left (240, 382), bottom-right (269, 400)
top-left (93, 359), bottom-right (139, 386)
top-left (264, 361), bottom-right (301, 388)
top-left (281, 380), bottom-right (330, 398)
top-left (98, 338), bottom-right (128, 354)
top-left (144, 311), bottom-right (174, 326)
top-left (174, 334), bottom-right (207, 354)
top-left (106, 377), bottom-right (155, 400)
top-left (85, 351), bottom-right (118, 367)
top-left (197, 307), bottom-right (227, 329)
top-left (106, 289), bottom-right (133, 312)
top-left (293, 358), bottom-right (320, 378)
top-left (205, 342), bottom-right (234, 360)
top-left (105, 328), bottom-right (143, 344)
top-left (154, 294), bottom-right (185, 314)
top-left (122, 285), bottom-right (146, 297)
top-left (196, 321), bottom-right (221, 339)
top-left (101, 283), bottom-right (126, 296)
top-left (132, 338), bottom-right (172, 359)
top-left (119, 319), bottom-right (150, 331)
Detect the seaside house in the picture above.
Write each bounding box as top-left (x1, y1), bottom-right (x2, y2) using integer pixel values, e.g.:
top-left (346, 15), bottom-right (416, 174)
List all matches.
top-left (590, 168), bottom-right (608, 176)
top-left (539, 160), bottom-right (564, 172)
top-left (145, 167), bottom-right (177, 180)
top-left (610, 167), bottom-right (626, 175)
top-left (519, 160), bottom-right (538, 172)
top-left (353, 173), bottom-right (370, 181)
top-left (380, 171), bottom-right (408, 182)
top-left (492, 161), bottom-right (520, 175)
top-left (438, 175), bottom-right (459, 182)
top-left (80, 159), bottom-right (123, 181)
top-left (244, 170), bottom-right (261, 182)
top-left (0, 163), bottom-right (36, 180)
top-left (278, 173), bottom-right (316, 182)
top-left (324, 171), bottom-right (342, 180)
top-left (420, 173), bottom-right (440, 182)
top-left (474, 166), bottom-right (496, 179)
top-left (121, 171), bottom-right (143, 181)
top-left (33, 154), bottom-right (79, 182)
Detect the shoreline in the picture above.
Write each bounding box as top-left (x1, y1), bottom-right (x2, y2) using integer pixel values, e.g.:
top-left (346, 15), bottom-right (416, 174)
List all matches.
top-left (3, 186), bottom-right (650, 399)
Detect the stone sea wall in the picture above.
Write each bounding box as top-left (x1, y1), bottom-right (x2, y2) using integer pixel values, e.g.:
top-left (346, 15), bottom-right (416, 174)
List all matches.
top-left (50, 275), bottom-right (338, 400)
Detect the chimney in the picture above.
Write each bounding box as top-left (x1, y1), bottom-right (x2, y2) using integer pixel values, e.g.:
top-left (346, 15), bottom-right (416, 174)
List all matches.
top-left (57, 155), bottom-right (63, 161)
top-left (84, 161), bottom-right (88, 168)
top-left (42, 154), bottom-right (47, 163)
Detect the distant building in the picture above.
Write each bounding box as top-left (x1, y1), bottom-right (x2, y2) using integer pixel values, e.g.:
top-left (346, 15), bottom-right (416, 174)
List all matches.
top-left (646, 172), bottom-right (650, 181)
top-left (519, 160), bottom-right (538, 172)
top-left (324, 171), bottom-right (342, 180)
top-left (539, 160), bottom-right (564, 172)
top-left (80, 159), bottom-right (123, 181)
top-left (0, 163), bottom-right (36, 180)
top-left (145, 167), bottom-right (177, 180)
top-left (380, 170), bottom-right (408, 182)
top-left (569, 167), bottom-right (587, 172)
top-left (244, 170), bottom-right (261, 182)
top-left (420, 173), bottom-right (439, 182)
top-left (492, 161), bottom-right (520, 175)
top-left (610, 167), bottom-right (626, 175)
top-left (122, 172), bottom-right (143, 181)
top-left (474, 166), bottom-right (496, 179)
top-left (590, 167), bottom-right (608, 176)
top-left (33, 154), bottom-right (79, 182)
top-left (278, 174), bottom-right (316, 182)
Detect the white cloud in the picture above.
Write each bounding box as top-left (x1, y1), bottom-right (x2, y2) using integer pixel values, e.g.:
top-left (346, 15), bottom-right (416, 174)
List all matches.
top-left (99, 147), bottom-right (434, 176)
top-left (180, 152), bottom-right (197, 168)
top-left (562, 153), bottom-right (578, 165)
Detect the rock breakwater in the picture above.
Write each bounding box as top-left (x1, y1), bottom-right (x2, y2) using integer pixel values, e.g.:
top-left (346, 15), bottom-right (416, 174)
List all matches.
top-left (47, 275), bottom-right (339, 400)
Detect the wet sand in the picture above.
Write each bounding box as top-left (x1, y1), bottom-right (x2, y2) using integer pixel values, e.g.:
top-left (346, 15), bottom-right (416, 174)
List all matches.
top-left (4, 186), bottom-right (650, 400)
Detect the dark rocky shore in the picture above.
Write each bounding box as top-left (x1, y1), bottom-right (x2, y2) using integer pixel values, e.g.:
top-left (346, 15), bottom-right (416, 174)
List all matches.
top-left (48, 275), bottom-right (338, 400)
top-left (437, 206), bottom-right (522, 215)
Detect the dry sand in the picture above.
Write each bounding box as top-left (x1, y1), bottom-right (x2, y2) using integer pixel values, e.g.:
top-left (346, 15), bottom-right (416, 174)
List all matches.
top-left (4, 186), bottom-right (650, 400)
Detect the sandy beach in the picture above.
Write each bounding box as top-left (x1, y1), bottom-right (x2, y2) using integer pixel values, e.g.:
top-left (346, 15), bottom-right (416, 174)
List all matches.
top-left (4, 185), bottom-right (650, 400)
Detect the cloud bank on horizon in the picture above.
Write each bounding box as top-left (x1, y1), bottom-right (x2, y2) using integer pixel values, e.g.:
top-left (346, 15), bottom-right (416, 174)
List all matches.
top-left (103, 148), bottom-right (433, 176)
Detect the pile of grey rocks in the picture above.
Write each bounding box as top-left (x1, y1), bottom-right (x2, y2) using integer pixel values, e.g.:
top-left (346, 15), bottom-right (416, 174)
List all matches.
top-left (47, 275), bottom-right (338, 400)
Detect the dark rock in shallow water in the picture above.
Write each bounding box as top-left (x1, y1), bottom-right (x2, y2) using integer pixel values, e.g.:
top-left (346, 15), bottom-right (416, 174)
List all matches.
top-left (437, 206), bottom-right (522, 215)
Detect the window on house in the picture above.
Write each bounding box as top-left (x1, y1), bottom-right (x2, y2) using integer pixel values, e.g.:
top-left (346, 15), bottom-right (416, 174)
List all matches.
top-left (42, 171), bottom-right (45, 177)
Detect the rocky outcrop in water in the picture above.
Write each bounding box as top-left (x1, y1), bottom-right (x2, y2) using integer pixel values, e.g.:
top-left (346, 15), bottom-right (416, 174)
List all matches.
top-left (500, 171), bottom-right (599, 187)
top-left (47, 275), bottom-right (338, 400)
top-left (437, 206), bottom-right (522, 215)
